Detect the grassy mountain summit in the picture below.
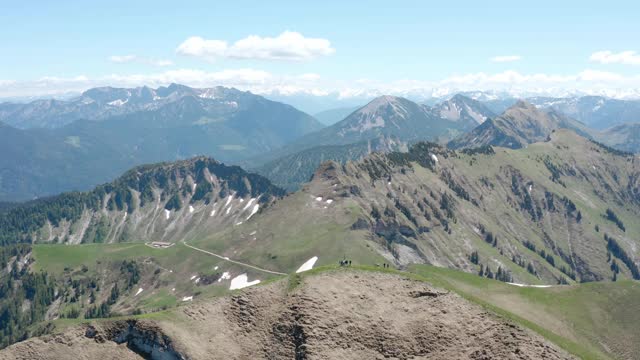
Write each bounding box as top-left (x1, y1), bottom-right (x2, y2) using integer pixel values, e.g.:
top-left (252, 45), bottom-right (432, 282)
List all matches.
top-left (281, 129), bottom-right (638, 283)
top-left (448, 100), bottom-right (590, 149)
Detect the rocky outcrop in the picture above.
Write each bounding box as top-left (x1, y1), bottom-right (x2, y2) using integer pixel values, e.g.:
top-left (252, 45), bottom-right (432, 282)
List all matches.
top-left (95, 320), bottom-right (186, 360)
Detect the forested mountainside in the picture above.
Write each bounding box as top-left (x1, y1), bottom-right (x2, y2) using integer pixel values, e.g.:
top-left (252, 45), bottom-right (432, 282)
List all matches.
top-left (0, 157), bottom-right (284, 246)
top-left (277, 129), bottom-right (639, 284)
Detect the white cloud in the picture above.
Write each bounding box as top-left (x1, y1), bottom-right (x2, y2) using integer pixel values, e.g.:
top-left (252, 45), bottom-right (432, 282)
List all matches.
top-left (590, 50), bottom-right (640, 65)
top-left (150, 59), bottom-right (173, 67)
top-left (577, 69), bottom-right (623, 82)
top-left (490, 55), bottom-right (522, 63)
top-left (298, 73), bottom-right (321, 81)
top-left (176, 31), bottom-right (335, 61)
top-left (108, 55), bottom-right (173, 67)
top-left (437, 69), bottom-right (631, 87)
top-left (0, 69), bottom-right (278, 98)
top-left (175, 37), bottom-right (227, 58)
top-left (2, 69), bottom-right (640, 101)
top-left (109, 55), bottom-right (137, 63)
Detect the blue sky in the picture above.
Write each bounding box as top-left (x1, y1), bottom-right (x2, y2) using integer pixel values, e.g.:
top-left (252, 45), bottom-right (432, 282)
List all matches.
top-left (1, 0), bottom-right (639, 98)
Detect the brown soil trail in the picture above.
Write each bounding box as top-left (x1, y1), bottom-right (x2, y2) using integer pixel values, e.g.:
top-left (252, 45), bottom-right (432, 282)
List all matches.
top-left (182, 240), bottom-right (287, 276)
top-left (0, 271), bottom-right (574, 360)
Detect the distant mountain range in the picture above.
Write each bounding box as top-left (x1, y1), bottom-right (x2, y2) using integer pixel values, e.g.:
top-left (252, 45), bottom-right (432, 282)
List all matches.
top-left (4, 83), bottom-right (640, 201)
top-left (0, 83), bottom-right (322, 130)
top-left (250, 94), bottom-right (494, 190)
top-left (255, 136), bottom-right (407, 191)
top-left (313, 106), bottom-right (360, 125)
top-left (528, 96), bottom-right (640, 129)
top-left (431, 94), bottom-right (495, 127)
top-left (448, 100), bottom-right (590, 150)
top-left (464, 95), bottom-right (640, 130)
top-left (594, 123), bottom-right (640, 153)
top-left (0, 84), bottom-right (322, 201)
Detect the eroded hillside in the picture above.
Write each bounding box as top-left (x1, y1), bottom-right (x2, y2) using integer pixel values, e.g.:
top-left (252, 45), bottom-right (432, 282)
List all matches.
top-left (323, 130), bottom-right (639, 283)
top-left (0, 271), bottom-right (574, 360)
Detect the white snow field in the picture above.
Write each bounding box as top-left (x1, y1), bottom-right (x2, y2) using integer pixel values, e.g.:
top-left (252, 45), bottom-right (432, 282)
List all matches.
top-left (296, 256), bottom-right (319, 273)
top-left (229, 273), bottom-right (261, 290)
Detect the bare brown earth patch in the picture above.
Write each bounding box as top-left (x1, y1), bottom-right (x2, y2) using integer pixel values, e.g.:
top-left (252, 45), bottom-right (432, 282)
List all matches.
top-left (0, 271), bottom-right (574, 359)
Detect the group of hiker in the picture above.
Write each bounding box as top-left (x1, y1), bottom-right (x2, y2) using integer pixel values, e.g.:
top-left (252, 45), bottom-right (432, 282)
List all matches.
top-left (339, 257), bottom-right (394, 269)
top-left (339, 259), bottom-right (352, 266)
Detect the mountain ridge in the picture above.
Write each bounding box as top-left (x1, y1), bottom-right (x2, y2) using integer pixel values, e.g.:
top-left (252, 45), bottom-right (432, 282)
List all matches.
top-left (0, 85), bottom-right (322, 201)
top-left (248, 94), bottom-right (490, 190)
top-left (0, 156), bottom-right (285, 246)
top-left (448, 100), bottom-right (591, 149)
top-left (0, 84), bottom-right (325, 130)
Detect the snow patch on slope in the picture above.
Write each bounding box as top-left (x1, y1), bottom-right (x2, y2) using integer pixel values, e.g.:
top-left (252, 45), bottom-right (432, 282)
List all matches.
top-left (296, 256), bottom-right (318, 273)
top-left (218, 272), bottom-right (231, 282)
top-left (229, 274), bottom-right (261, 290)
top-left (243, 198), bottom-right (256, 211)
top-left (108, 98), bottom-right (128, 107)
top-left (246, 204), bottom-right (259, 220)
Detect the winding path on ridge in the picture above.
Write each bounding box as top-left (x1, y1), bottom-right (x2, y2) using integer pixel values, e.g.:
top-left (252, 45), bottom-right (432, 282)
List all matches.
top-left (182, 241), bottom-right (287, 276)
